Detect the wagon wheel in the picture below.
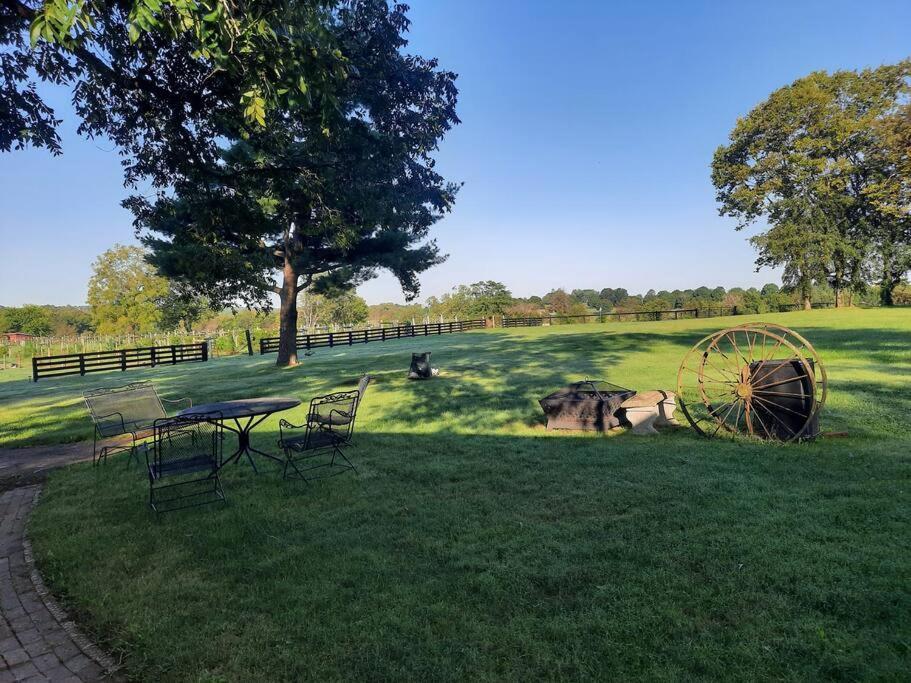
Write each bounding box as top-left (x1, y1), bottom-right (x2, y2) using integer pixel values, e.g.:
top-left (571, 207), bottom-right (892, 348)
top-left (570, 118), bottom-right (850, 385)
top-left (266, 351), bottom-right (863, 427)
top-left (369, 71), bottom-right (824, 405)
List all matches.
top-left (676, 325), bottom-right (820, 442)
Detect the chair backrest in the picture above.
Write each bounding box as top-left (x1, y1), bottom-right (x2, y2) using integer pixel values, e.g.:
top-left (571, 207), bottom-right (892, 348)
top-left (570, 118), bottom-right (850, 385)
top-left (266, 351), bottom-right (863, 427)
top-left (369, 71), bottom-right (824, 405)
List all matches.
top-left (308, 391), bottom-right (359, 441)
top-left (150, 414), bottom-right (222, 476)
top-left (355, 374), bottom-right (371, 407)
top-left (84, 381), bottom-right (168, 436)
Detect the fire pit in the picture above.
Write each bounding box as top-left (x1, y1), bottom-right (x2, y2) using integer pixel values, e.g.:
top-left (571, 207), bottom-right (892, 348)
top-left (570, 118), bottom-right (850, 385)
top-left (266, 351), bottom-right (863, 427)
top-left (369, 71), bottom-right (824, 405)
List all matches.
top-left (539, 380), bottom-right (636, 432)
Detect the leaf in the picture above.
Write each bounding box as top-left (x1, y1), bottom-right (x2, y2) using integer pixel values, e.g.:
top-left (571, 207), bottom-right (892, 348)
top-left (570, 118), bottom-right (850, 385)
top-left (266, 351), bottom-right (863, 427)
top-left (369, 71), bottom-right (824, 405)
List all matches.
top-left (29, 18), bottom-right (44, 47)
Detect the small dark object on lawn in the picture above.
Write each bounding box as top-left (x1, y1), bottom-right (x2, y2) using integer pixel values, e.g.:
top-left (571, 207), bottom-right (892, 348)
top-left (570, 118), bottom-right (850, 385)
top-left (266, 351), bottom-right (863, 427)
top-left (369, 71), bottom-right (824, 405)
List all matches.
top-left (539, 380), bottom-right (636, 432)
top-left (408, 352), bottom-right (433, 380)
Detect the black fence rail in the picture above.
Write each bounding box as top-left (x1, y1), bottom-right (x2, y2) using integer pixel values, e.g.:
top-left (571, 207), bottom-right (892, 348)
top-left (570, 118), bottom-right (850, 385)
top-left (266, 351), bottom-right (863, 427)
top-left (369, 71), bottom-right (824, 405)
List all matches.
top-left (32, 342), bottom-right (208, 381)
top-left (260, 320), bottom-right (487, 354)
top-left (776, 302), bottom-right (836, 311)
top-left (503, 307), bottom-right (736, 327)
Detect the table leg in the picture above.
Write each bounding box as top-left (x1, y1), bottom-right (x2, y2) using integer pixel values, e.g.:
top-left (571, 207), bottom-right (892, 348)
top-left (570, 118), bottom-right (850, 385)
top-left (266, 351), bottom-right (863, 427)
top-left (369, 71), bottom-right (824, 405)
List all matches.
top-left (217, 414), bottom-right (283, 473)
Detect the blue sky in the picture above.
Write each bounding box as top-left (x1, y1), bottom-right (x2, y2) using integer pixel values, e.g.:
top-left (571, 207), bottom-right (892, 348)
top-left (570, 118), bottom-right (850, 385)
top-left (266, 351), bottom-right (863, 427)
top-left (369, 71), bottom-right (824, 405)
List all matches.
top-left (1, 0), bottom-right (909, 306)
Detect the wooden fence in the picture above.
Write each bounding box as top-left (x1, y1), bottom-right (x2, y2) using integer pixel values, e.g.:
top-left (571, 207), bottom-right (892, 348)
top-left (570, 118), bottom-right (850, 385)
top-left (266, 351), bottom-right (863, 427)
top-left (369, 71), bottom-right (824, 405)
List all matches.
top-left (260, 320), bottom-right (487, 354)
top-left (32, 342), bottom-right (208, 381)
top-left (503, 307), bottom-right (736, 327)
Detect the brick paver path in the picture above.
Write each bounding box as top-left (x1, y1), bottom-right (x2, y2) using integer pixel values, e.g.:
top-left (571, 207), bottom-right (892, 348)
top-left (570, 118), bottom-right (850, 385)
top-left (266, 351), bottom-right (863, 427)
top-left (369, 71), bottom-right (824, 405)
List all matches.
top-left (1, 486), bottom-right (121, 681)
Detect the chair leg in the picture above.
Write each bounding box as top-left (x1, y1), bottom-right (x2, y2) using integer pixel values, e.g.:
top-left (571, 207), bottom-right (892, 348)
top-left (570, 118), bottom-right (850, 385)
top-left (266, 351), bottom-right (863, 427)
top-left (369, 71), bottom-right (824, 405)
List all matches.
top-left (212, 472), bottom-right (226, 503)
top-left (282, 449), bottom-right (310, 483)
top-left (336, 446), bottom-right (357, 473)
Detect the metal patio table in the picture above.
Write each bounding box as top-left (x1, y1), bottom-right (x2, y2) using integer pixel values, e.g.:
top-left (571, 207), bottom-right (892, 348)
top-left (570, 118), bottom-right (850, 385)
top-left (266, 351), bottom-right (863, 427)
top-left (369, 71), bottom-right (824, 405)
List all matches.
top-left (180, 397), bottom-right (301, 473)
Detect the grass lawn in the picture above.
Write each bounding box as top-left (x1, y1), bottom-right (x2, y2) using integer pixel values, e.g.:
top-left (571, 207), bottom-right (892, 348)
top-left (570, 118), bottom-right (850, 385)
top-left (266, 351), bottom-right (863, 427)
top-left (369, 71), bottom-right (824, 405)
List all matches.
top-left (2, 308), bottom-right (910, 681)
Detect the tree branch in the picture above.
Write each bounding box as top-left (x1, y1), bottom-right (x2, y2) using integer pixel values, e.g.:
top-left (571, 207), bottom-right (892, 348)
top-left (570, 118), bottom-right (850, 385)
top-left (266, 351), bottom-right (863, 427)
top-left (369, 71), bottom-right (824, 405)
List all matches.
top-left (295, 274), bottom-right (314, 293)
top-left (0, 0), bottom-right (35, 20)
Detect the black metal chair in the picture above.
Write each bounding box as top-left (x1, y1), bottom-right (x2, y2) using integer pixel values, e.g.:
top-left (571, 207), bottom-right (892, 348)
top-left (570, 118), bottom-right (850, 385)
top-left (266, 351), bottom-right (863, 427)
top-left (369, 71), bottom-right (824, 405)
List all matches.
top-left (84, 381), bottom-right (191, 465)
top-left (145, 414), bottom-right (225, 512)
top-left (278, 375), bottom-right (370, 482)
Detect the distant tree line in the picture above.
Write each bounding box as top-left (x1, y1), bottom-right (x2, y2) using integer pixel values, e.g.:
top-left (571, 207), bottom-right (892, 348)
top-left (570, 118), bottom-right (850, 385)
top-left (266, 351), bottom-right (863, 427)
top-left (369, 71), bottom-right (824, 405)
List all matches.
top-left (365, 278), bottom-right (908, 324)
top-left (4, 277), bottom-right (909, 340)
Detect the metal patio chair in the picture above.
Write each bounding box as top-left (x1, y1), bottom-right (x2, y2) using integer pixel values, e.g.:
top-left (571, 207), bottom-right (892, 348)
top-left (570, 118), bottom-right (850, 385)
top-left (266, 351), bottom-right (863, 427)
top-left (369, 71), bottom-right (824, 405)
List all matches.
top-left (84, 381), bottom-right (192, 465)
top-left (145, 414), bottom-right (225, 512)
top-left (278, 374), bottom-right (371, 482)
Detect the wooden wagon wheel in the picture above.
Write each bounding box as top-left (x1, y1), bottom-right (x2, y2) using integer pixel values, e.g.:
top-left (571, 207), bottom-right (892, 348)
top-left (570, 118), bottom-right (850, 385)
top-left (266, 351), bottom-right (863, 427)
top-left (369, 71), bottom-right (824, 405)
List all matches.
top-left (676, 325), bottom-right (822, 442)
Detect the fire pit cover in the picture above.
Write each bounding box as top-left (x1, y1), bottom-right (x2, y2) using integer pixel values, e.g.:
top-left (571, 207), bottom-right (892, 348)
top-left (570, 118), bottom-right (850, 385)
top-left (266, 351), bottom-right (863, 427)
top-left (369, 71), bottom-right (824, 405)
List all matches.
top-left (539, 380), bottom-right (636, 431)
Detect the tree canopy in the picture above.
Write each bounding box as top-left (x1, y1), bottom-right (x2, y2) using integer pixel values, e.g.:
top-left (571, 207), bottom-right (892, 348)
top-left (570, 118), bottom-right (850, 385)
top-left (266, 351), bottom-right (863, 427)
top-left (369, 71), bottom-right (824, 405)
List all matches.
top-left (1, 0), bottom-right (345, 158)
top-left (87, 244), bottom-right (169, 334)
top-left (712, 61), bottom-right (911, 306)
top-left (86, 243), bottom-right (209, 333)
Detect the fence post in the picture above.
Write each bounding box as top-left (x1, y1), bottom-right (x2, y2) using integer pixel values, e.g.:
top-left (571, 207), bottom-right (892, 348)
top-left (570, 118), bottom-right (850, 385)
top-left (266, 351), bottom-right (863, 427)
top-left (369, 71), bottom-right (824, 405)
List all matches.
top-left (79, 354), bottom-right (86, 376)
top-left (31, 357), bottom-right (38, 382)
top-left (151, 347), bottom-right (156, 367)
top-left (121, 349), bottom-right (127, 371)
top-left (201, 341), bottom-right (208, 362)
top-left (245, 330), bottom-right (254, 356)
top-left (170, 345), bottom-right (177, 364)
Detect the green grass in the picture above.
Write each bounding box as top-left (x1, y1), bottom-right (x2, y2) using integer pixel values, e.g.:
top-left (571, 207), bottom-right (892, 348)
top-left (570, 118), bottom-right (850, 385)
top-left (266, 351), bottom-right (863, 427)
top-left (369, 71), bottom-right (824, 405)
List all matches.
top-left (3, 308), bottom-right (910, 681)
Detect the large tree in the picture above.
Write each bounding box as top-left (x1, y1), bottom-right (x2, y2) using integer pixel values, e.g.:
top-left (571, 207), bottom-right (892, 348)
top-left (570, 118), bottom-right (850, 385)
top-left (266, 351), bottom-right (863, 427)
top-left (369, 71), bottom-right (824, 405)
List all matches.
top-left (868, 102), bottom-right (911, 304)
top-left (712, 61), bottom-right (911, 307)
top-left (87, 244), bottom-right (169, 334)
top-left (134, 1), bottom-right (459, 366)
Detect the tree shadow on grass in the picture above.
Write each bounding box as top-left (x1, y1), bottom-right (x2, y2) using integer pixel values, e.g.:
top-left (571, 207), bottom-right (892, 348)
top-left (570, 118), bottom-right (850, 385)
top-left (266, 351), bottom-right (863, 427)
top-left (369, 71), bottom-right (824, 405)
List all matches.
top-left (4, 318), bottom-right (909, 448)
top-left (29, 424), bottom-right (911, 682)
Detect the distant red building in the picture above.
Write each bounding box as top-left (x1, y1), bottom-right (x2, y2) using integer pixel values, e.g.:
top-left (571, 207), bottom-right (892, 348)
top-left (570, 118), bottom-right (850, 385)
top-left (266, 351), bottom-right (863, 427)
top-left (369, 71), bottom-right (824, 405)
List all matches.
top-left (2, 332), bottom-right (34, 343)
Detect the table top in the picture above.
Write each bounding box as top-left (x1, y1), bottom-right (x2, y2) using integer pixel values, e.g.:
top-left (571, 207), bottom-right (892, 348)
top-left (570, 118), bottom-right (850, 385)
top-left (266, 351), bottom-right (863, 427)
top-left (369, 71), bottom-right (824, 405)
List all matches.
top-left (179, 397), bottom-right (301, 420)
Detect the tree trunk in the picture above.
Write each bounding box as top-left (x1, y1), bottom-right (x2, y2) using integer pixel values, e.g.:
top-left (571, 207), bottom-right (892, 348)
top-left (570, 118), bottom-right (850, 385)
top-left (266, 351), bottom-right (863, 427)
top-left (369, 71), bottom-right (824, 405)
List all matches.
top-left (276, 257), bottom-right (299, 367)
top-left (880, 251), bottom-right (897, 306)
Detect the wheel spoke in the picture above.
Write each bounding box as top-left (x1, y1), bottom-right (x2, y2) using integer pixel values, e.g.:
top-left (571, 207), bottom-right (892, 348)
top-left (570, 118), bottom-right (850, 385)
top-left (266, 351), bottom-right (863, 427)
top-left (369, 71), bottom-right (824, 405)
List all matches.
top-left (751, 394), bottom-right (810, 419)
top-left (752, 389), bottom-right (811, 399)
top-left (726, 332), bottom-right (751, 368)
top-left (710, 400), bottom-right (740, 436)
top-left (752, 400), bottom-right (798, 438)
top-left (751, 401), bottom-right (772, 439)
top-left (752, 374), bottom-right (810, 391)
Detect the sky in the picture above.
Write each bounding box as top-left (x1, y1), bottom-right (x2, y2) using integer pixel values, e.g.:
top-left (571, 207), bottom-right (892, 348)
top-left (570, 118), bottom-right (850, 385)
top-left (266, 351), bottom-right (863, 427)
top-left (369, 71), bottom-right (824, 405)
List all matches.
top-left (1, 0), bottom-right (910, 307)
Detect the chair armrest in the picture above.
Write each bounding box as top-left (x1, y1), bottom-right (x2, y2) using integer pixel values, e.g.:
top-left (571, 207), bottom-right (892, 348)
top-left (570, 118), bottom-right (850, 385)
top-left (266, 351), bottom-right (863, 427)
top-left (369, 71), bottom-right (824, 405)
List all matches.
top-left (161, 396), bottom-right (193, 413)
top-left (93, 411), bottom-right (127, 435)
top-left (279, 418), bottom-right (308, 445)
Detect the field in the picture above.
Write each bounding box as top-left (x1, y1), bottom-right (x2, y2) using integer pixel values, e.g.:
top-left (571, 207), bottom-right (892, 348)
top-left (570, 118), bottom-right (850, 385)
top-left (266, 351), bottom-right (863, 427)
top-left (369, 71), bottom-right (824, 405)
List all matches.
top-left (2, 308), bottom-right (910, 681)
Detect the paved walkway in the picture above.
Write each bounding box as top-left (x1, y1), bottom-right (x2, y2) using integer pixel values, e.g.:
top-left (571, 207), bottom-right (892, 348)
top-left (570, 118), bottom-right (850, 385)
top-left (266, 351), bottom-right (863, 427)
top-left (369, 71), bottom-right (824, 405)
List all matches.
top-left (0, 441), bottom-right (113, 493)
top-left (1, 444), bottom-right (122, 682)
